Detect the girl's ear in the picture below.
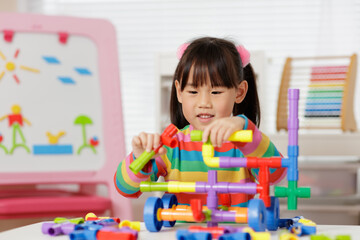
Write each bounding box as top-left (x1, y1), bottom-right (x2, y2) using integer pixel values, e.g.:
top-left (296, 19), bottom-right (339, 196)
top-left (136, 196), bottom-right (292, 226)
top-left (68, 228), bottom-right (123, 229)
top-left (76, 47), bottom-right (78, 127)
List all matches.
top-left (175, 80), bottom-right (183, 103)
top-left (235, 80), bottom-right (248, 104)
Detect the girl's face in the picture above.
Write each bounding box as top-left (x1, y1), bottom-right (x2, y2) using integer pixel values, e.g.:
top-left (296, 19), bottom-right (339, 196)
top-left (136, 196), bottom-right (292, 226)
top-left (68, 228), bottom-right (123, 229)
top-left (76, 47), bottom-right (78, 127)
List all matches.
top-left (175, 67), bottom-right (247, 130)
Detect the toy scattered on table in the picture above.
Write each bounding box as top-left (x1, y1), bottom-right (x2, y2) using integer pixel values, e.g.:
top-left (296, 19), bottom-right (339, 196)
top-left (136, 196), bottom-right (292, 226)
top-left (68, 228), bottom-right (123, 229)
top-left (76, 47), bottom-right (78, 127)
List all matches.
top-left (42, 217), bottom-right (85, 236)
top-left (74, 115), bottom-right (98, 154)
top-left (0, 48), bottom-right (40, 84)
top-left (0, 104), bottom-right (31, 154)
top-left (135, 89), bottom-right (311, 233)
top-left (41, 212), bottom-right (138, 240)
top-left (177, 225), bottom-right (271, 240)
top-left (0, 133), bottom-right (8, 154)
top-left (85, 212), bottom-right (121, 224)
top-left (54, 217), bottom-right (85, 224)
top-left (278, 230), bottom-right (299, 240)
top-left (279, 216), bottom-right (316, 236)
top-left (33, 130), bottom-right (73, 155)
top-left (119, 220), bottom-right (141, 232)
top-left (310, 234), bottom-right (351, 240)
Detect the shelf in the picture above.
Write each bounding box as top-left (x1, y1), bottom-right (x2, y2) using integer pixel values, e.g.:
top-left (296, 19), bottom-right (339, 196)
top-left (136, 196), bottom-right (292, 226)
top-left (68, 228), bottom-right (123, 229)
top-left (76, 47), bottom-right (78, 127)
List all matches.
top-left (280, 195), bottom-right (360, 206)
top-left (268, 132), bottom-right (360, 156)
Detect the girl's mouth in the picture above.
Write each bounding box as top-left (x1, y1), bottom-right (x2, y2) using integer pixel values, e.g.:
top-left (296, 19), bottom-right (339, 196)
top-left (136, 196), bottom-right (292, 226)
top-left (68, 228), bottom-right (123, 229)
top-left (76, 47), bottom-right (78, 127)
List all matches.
top-left (197, 114), bottom-right (214, 123)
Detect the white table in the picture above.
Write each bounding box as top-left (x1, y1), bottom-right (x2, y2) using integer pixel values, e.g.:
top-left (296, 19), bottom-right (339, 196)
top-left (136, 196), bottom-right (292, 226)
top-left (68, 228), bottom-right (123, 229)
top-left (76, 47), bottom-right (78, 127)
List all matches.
top-left (0, 222), bottom-right (359, 240)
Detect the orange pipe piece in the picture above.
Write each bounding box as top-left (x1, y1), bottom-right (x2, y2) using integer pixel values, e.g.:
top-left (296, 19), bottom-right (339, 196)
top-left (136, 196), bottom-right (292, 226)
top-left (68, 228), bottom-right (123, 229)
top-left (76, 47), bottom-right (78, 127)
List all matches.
top-left (159, 205), bottom-right (210, 222)
top-left (160, 207), bottom-right (195, 222)
top-left (159, 205), bottom-right (248, 223)
top-left (228, 207), bottom-right (248, 223)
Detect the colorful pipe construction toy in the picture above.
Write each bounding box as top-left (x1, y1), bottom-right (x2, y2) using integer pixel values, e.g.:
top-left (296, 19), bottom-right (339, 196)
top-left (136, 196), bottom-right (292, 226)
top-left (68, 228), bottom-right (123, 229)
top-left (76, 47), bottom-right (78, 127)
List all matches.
top-left (131, 89), bottom-right (311, 233)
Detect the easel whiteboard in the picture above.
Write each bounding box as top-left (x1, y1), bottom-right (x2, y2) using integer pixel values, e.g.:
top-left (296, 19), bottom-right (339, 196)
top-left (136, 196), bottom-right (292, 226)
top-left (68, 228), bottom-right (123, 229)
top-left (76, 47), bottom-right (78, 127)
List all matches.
top-left (0, 14), bottom-right (122, 174)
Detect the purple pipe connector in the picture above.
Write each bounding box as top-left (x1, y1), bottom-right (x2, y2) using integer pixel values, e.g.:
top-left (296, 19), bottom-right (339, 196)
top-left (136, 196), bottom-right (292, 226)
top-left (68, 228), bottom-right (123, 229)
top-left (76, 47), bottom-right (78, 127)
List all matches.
top-left (48, 224), bottom-right (64, 236)
top-left (207, 170), bottom-right (218, 227)
top-left (212, 210), bottom-right (237, 223)
top-left (41, 222), bottom-right (55, 235)
top-left (286, 88), bottom-right (300, 181)
top-left (60, 222), bottom-right (76, 235)
top-left (288, 89), bottom-right (299, 146)
top-left (219, 157), bottom-right (247, 168)
top-left (196, 182), bottom-right (257, 195)
top-left (207, 170), bottom-right (218, 210)
top-left (41, 222), bottom-right (76, 236)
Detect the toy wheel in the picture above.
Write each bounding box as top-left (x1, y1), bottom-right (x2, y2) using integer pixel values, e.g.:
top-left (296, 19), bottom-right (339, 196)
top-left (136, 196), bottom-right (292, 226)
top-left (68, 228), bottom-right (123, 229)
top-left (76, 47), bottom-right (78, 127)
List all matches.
top-left (176, 229), bottom-right (190, 240)
top-left (144, 197), bottom-right (164, 232)
top-left (265, 197), bottom-right (280, 231)
top-left (247, 199), bottom-right (266, 232)
top-left (162, 194), bottom-right (178, 227)
top-left (192, 232), bottom-right (212, 240)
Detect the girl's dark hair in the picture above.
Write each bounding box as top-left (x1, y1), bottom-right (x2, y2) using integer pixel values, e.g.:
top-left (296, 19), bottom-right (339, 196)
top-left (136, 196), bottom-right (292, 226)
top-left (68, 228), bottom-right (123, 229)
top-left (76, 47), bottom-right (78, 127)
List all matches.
top-left (170, 37), bottom-right (260, 129)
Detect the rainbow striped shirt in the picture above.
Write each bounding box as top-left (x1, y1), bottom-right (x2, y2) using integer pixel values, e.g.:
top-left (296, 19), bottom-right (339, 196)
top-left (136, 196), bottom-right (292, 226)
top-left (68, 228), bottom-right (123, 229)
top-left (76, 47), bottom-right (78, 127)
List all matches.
top-left (114, 116), bottom-right (286, 207)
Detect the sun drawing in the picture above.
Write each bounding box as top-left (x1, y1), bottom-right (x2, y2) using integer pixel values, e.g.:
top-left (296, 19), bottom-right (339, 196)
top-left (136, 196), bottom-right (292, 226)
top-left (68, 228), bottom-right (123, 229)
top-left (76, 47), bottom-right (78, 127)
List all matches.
top-left (0, 49), bottom-right (39, 84)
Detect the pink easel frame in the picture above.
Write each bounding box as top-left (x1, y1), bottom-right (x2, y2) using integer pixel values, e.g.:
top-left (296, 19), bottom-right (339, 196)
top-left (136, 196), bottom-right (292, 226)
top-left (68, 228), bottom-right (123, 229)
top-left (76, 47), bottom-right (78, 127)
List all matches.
top-left (0, 13), bottom-right (132, 220)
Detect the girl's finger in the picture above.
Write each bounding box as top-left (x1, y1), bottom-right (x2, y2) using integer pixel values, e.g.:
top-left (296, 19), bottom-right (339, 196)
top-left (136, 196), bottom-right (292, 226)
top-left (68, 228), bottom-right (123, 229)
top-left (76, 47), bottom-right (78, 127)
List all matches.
top-left (223, 128), bottom-right (234, 143)
top-left (210, 124), bottom-right (220, 147)
top-left (202, 126), bottom-right (210, 143)
top-left (158, 146), bottom-right (167, 156)
top-left (138, 132), bottom-right (148, 150)
top-left (146, 134), bottom-right (154, 152)
top-left (216, 127), bottom-right (227, 147)
top-left (153, 133), bottom-right (160, 149)
top-left (131, 136), bottom-right (141, 147)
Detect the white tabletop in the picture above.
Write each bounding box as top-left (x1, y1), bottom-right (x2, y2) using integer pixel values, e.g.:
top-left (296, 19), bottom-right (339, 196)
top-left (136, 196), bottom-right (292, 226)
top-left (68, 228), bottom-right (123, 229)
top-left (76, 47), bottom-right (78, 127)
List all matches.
top-left (0, 222), bottom-right (359, 240)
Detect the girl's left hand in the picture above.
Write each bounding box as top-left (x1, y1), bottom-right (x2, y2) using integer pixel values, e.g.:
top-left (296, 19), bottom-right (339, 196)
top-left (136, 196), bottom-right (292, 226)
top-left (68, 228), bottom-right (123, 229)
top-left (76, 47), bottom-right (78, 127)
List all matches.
top-left (202, 117), bottom-right (245, 147)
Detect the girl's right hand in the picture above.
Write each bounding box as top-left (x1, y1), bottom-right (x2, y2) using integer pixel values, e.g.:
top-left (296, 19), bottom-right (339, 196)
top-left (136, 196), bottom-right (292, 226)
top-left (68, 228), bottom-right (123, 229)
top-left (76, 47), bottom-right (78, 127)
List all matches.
top-left (131, 132), bottom-right (167, 159)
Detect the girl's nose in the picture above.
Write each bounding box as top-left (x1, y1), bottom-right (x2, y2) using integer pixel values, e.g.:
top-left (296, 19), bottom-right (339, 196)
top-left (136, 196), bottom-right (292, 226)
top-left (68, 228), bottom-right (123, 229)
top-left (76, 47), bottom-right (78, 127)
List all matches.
top-left (198, 92), bottom-right (212, 108)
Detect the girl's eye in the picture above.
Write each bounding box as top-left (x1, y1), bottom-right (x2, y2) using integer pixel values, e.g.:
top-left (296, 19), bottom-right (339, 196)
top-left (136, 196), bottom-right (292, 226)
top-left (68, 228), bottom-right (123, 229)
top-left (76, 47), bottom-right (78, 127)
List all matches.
top-left (188, 91), bottom-right (198, 94)
top-left (211, 91), bottom-right (222, 95)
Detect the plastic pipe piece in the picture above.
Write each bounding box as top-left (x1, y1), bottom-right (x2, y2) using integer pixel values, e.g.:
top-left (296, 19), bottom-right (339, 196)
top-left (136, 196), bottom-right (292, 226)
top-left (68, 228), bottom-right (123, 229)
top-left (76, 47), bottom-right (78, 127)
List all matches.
top-left (190, 130), bottom-right (253, 143)
top-left (85, 212), bottom-right (121, 223)
top-left (130, 124), bottom-right (178, 174)
top-left (119, 220), bottom-right (141, 232)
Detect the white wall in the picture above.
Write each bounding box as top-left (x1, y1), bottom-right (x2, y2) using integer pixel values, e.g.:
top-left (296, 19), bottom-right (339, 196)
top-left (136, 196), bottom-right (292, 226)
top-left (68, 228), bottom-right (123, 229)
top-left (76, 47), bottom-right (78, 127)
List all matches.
top-left (22, 0), bottom-right (360, 153)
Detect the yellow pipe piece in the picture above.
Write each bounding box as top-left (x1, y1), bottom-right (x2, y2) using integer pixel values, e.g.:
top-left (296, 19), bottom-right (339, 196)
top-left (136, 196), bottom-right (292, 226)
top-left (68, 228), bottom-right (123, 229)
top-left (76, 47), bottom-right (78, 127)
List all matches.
top-left (279, 231), bottom-right (299, 240)
top-left (167, 181), bottom-right (196, 193)
top-left (202, 143), bottom-right (220, 168)
top-left (228, 130), bottom-right (253, 142)
top-left (243, 227), bottom-right (271, 240)
top-left (119, 220), bottom-right (141, 231)
top-left (201, 131), bottom-right (253, 168)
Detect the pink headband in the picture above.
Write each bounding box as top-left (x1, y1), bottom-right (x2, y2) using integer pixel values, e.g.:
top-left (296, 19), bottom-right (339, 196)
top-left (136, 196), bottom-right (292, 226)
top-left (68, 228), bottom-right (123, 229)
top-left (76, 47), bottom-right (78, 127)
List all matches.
top-left (176, 43), bottom-right (250, 67)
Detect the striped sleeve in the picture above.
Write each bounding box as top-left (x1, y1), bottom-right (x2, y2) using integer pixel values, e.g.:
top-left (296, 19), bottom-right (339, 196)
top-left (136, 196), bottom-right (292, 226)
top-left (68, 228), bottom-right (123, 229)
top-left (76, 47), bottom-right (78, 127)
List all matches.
top-left (233, 115), bottom-right (287, 185)
top-left (114, 152), bottom-right (168, 198)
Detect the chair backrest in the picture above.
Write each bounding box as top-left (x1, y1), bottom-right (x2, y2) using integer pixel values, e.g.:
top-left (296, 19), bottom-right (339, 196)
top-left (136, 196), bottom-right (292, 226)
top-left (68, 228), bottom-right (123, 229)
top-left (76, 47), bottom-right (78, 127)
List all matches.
top-left (277, 54), bottom-right (357, 132)
top-left (0, 13), bottom-right (132, 220)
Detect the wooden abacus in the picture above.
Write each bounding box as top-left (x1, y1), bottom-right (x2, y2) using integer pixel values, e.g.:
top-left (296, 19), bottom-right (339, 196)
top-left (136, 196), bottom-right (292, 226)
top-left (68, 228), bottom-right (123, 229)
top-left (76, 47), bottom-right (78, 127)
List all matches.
top-left (277, 54), bottom-right (357, 132)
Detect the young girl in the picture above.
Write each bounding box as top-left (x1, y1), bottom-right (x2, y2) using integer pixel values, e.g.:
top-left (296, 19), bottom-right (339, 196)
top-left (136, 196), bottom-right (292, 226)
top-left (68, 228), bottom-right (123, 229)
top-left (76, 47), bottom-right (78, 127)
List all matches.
top-left (115, 37), bottom-right (286, 207)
